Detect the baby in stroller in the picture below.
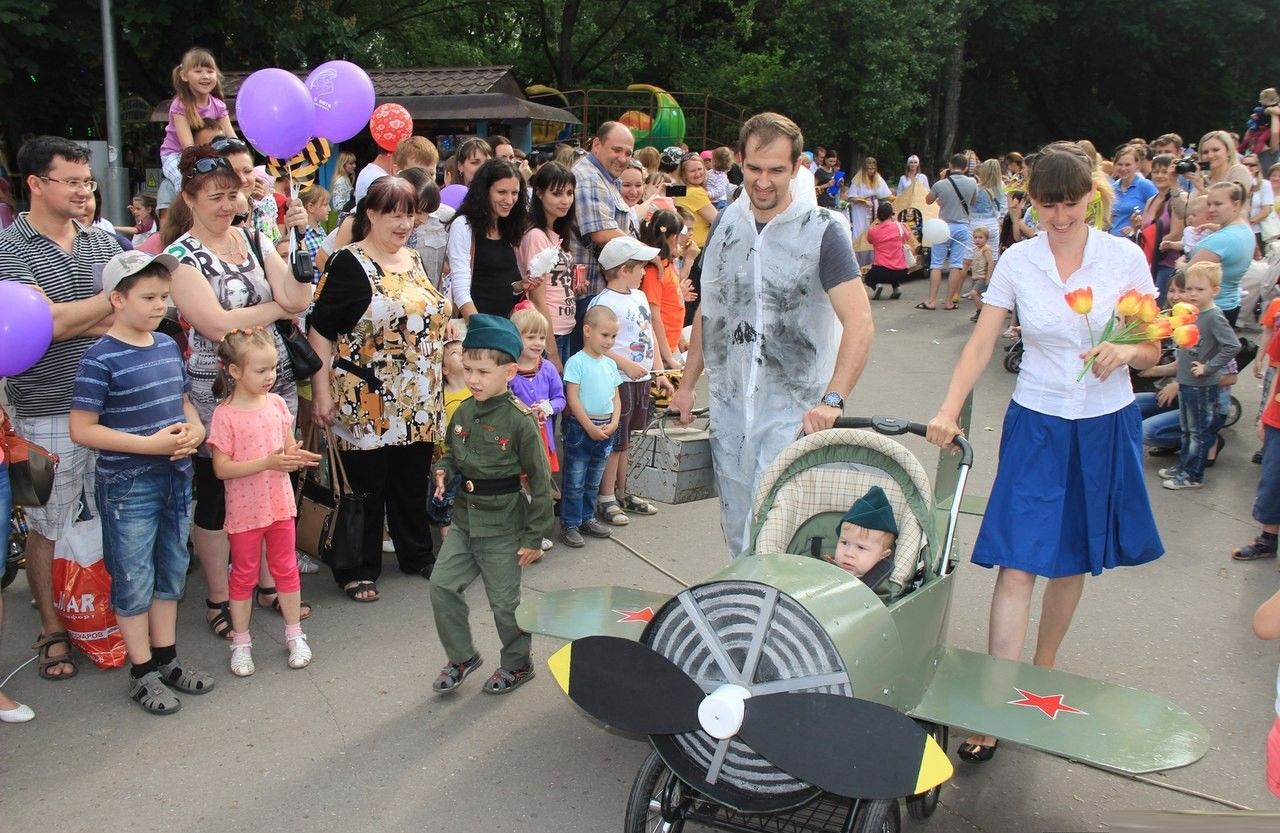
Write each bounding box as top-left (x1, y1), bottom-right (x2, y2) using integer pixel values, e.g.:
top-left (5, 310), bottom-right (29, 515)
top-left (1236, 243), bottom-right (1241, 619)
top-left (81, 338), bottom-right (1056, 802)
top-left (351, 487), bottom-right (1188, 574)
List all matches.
top-left (829, 486), bottom-right (898, 596)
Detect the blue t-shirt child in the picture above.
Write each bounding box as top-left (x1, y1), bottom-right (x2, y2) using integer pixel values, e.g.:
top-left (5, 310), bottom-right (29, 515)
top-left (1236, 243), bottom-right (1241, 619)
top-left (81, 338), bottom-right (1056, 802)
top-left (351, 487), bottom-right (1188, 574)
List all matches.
top-left (563, 351), bottom-right (623, 418)
top-left (71, 333), bottom-right (193, 476)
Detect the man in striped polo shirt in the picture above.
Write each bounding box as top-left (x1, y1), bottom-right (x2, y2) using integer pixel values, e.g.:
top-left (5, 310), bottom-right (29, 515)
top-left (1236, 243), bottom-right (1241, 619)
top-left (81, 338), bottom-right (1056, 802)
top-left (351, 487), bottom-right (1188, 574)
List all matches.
top-left (0, 136), bottom-right (120, 681)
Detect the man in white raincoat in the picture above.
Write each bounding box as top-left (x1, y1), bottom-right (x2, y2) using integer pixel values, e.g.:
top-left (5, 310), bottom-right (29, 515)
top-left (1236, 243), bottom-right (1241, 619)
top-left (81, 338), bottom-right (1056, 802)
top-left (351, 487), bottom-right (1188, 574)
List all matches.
top-left (673, 113), bottom-right (874, 556)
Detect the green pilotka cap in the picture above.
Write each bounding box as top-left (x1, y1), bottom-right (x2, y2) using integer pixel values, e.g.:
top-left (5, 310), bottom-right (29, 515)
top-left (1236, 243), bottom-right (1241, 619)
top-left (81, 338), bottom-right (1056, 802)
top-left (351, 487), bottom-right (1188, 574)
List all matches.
top-left (838, 486), bottom-right (898, 538)
top-left (462, 313), bottom-right (523, 363)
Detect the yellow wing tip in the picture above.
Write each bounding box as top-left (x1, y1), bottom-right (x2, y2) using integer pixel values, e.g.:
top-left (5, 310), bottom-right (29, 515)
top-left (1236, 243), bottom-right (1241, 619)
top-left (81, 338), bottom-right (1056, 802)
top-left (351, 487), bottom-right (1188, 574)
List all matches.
top-left (547, 643), bottom-right (572, 694)
top-left (914, 733), bottom-right (954, 795)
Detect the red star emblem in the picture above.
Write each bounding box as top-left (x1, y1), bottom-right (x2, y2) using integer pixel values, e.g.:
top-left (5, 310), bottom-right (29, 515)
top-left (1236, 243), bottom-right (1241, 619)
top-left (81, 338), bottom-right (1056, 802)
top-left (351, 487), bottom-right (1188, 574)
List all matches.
top-left (613, 607), bottom-right (654, 623)
top-left (1008, 688), bottom-right (1088, 719)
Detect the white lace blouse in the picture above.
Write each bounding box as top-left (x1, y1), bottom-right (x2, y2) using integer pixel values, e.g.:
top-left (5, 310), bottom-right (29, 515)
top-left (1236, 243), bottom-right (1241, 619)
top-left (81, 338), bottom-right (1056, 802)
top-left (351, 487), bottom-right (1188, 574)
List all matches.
top-left (982, 229), bottom-right (1155, 420)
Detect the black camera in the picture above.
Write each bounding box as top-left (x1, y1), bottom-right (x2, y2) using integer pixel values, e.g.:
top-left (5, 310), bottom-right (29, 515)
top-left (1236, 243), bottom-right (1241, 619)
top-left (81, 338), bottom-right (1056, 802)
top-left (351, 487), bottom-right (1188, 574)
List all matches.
top-left (1174, 156), bottom-right (1201, 175)
top-left (291, 246), bottom-right (315, 283)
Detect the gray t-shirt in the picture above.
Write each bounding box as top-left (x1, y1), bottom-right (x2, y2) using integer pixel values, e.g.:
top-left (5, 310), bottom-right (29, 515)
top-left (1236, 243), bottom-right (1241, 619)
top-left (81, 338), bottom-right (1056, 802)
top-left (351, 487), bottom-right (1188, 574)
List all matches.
top-left (929, 174), bottom-right (978, 223)
top-left (705, 208), bottom-right (862, 293)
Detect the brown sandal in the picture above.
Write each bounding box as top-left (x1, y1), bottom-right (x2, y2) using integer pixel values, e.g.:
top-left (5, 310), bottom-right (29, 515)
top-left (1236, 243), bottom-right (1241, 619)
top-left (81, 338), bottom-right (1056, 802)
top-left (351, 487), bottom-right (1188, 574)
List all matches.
top-left (33, 631), bottom-right (78, 681)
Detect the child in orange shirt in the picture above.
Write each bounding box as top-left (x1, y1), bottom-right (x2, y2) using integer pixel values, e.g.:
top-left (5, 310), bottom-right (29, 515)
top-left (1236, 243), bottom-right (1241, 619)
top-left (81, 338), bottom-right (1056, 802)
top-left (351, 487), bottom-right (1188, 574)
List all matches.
top-left (1256, 296), bottom-right (1280, 463)
top-left (638, 209), bottom-right (687, 370)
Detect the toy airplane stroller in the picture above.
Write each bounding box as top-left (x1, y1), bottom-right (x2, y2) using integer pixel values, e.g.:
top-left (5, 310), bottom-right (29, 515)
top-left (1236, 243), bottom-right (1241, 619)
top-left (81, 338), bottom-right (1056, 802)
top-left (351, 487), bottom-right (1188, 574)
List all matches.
top-left (517, 416), bottom-right (1208, 833)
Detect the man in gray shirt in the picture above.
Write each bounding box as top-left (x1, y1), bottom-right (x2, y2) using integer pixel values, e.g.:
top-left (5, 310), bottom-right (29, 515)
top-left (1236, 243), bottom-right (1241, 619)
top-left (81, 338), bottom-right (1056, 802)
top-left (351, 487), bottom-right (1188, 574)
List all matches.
top-left (921, 154), bottom-right (977, 310)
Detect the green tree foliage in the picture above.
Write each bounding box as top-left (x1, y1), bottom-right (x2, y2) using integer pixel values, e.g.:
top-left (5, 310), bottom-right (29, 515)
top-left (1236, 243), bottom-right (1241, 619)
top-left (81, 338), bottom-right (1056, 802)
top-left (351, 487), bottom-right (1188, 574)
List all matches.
top-left (4, 0), bottom-right (1280, 171)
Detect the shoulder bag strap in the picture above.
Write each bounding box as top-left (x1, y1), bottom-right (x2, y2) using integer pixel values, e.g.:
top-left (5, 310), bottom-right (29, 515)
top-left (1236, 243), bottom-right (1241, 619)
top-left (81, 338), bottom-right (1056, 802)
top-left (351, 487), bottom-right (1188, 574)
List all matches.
top-left (946, 176), bottom-right (970, 216)
top-left (246, 228), bottom-right (265, 269)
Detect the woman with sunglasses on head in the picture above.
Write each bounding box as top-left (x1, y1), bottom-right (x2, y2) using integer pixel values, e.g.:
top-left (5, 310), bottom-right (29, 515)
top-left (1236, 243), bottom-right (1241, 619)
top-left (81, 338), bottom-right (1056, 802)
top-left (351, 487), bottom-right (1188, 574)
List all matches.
top-left (164, 146), bottom-right (315, 640)
top-left (673, 153), bottom-right (718, 249)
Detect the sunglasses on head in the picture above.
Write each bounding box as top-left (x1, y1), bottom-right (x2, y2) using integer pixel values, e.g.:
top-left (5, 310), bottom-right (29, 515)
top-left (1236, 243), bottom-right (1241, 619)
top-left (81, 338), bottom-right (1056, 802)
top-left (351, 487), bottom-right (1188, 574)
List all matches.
top-left (184, 157), bottom-right (231, 181)
top-left (209, 136), bottom-right (247, 153)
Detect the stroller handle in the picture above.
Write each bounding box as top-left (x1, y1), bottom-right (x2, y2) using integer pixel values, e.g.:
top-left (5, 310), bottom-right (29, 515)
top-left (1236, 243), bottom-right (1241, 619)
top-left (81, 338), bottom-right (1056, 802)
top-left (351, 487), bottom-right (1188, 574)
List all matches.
top-left (833, 416), bottom-right (974, 468)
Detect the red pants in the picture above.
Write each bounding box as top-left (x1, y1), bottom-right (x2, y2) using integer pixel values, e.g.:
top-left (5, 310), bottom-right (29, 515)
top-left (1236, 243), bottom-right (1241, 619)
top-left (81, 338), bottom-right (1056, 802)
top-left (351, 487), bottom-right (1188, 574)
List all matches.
top-left (228, 518), bottom-right (300, 601)
top-left (1268, 715), bottom-right (1280, 798)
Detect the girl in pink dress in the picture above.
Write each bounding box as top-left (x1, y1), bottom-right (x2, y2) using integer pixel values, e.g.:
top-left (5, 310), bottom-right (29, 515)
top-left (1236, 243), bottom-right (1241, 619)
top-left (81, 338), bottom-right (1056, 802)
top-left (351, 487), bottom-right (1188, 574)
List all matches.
top-left (207, 328), bottom-right (321, 677)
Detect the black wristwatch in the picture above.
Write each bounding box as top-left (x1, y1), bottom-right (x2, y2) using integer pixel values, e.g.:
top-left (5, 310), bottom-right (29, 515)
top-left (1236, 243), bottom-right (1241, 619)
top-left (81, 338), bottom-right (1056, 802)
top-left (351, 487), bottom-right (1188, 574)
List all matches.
top-left (820, 391), bottom-right (845, 410)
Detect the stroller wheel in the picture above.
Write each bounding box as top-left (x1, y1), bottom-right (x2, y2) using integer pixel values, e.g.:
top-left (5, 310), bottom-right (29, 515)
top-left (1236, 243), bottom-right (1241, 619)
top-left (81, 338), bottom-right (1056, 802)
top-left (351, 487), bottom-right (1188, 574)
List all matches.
top-left (625, 750), bottom-right (691, 833)
top-left (1223, 395), bottom-right (1242, 428)
top-left (854, 798), bottom-right (901, 833)
top-left (1003, 344), bottom-right (1023, 374)
top-left (906, 723), bottom-right (948, 819)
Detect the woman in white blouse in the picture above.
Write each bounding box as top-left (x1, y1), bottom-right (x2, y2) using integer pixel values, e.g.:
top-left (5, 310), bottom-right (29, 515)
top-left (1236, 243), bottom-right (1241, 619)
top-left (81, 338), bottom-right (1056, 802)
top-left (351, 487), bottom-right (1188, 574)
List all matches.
top-left (926, 142), bottom-right (1164, 763)
top-left (896, 155), bottom-right (930, 194)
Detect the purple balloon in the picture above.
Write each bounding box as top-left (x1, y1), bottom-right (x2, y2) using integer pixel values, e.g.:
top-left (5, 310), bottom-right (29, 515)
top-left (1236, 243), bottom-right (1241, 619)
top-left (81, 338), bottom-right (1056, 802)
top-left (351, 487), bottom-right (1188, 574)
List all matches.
top-left (306, 61), bottom-right (376, 144)
top-left (0, 281), bottom-right (54, 377)
top-left (440, 184), bottom-right (468, 210)
top-left (236, 68), bottom-right (316, 159)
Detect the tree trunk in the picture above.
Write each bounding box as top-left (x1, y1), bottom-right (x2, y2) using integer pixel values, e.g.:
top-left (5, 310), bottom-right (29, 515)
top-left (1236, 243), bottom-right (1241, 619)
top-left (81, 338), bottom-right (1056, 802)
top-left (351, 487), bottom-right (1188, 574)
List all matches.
top-left (556, 0), bottom-right (581, 88)
top-left (922, 81), bottom-right (940, 176)
top-left (938, 38), bottom-right (965, 164)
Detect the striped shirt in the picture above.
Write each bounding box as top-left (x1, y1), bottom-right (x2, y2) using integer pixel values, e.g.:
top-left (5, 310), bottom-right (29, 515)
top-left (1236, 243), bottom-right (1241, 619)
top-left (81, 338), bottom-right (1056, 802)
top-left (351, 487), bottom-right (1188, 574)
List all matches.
top-left (70, 333), bottom-right (192, 476)
top-left (0, 213), bottom-right (122, 417)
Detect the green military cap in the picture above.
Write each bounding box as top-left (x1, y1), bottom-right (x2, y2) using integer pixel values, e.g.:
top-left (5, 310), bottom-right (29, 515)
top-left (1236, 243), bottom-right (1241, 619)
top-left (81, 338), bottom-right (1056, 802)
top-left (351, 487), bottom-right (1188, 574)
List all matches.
top-left (463, 313), bottom-right (523, 363)
top-left (838, 486), bottom-right (898, 538)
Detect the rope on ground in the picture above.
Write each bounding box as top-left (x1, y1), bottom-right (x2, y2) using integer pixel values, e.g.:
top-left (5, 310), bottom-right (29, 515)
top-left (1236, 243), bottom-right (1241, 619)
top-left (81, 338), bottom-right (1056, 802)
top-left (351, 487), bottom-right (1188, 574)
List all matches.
top-left (607, 535), bottom-right (690, 589)
top-left (1100, 768), bottom-right (1253, 812)
top-left (1, 654), bottom-right (38, 688)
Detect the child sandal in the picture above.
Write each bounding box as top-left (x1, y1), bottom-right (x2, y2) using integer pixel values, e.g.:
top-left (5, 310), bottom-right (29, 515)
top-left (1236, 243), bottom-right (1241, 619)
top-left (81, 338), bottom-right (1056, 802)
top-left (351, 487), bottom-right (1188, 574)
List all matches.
top-left (1232, 537), bottom-right (1278, 561)
top-left (597, 501), bottom-right (630, 526)
top-left (287, 634), bottom-right (313, 669)
top-left (433, 654), bottom-right (483, 693)
top-left (230, 641), bottom-right (256, 677)
top-left (619, 494), bottom-right (658, 515)
top-left (157, 657), bottom-right (215, 694)
top-left (481, 665), bottom-right (536, 695)
top-left (129, 670), bottom-right (181, 715)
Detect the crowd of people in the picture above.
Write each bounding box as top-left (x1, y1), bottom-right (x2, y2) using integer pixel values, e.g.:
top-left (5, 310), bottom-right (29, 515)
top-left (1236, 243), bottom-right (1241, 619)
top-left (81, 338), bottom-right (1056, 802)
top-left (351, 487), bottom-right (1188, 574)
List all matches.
top-left (0, 48), bottom-right (1277, 801)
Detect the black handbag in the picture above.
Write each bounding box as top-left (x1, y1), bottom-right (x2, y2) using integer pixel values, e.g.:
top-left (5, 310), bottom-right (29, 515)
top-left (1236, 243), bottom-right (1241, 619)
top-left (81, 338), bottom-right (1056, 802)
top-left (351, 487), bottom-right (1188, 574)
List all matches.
top-left (244, 229), bottom-right (324, 380)
top-left (275, 319), bottom-right (323, 379)
top-left (295, 426), bottom-right (367, 571)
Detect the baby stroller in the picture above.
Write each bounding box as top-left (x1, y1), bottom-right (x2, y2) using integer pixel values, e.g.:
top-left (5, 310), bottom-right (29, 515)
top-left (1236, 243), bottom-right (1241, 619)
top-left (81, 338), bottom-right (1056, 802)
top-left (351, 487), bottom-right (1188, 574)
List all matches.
top-left (623, 415), bottom-right (974, 833)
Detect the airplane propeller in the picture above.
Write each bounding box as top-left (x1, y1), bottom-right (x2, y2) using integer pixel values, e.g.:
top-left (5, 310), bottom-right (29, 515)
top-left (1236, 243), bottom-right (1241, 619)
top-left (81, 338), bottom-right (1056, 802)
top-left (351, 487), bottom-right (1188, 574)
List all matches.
top-left (548, 635), bottom-right (953, 800)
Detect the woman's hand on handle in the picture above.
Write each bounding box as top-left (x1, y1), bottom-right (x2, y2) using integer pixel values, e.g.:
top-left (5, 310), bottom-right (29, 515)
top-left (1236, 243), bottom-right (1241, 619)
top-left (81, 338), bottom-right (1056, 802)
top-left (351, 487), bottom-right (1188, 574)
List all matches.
top-left (311, 384), bottom-right (337, 427)
top-left (926, 411), bottom-right (965, 451)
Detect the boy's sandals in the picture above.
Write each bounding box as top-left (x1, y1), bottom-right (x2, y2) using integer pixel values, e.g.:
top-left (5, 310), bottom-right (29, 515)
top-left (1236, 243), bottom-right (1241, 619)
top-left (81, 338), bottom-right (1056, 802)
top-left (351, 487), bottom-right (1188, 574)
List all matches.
top-left (157, 657), bottom-right (215, 694)
top-left (597, 501), bottom-right (630, 526)
top-left (1232, 536), bottom-right (1278, 561)
top-left (205, 599), bottom-right (233, 640)
top-left (256, 586), bottom-right (312, 620)
top-left (619, 495), bottom-right (658, 516)
top-left (482, 664), bottom-right (536, 695)
top-left (343, 581), bottom-right (380, 602)
top-left (432, 654), bottom-right (484, 693)
top-left (32, 631), bottom-right (78, 681)
top-left (129, 670), bottom-right (181, 715)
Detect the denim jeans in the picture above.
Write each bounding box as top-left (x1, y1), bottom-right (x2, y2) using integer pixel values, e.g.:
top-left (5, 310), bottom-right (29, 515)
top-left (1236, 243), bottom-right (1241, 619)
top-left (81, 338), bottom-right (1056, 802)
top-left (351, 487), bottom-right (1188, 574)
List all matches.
top-left (560, 419), bottom-right (614, 528)
top-left (0, 461), bottom-right (11, 559)
top-left (555, 334), bottom-right (574, 366)
top-left (1178, 385), bottom-right (1217, 483)
top-left (1135, 391), bottom-right (1180, 448)
top-left (96, 467), bottom-right (192, 617)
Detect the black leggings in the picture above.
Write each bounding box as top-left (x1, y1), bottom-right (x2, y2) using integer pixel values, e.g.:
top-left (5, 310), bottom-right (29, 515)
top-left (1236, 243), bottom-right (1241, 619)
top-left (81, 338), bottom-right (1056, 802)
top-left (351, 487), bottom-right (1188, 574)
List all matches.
top-left (864, 264), bottom-right (908, 290)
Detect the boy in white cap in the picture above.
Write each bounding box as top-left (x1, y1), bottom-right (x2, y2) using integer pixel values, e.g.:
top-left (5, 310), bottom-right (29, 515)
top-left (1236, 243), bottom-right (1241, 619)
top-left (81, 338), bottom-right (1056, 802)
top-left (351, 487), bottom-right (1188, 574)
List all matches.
top-left (588, 237), bottom-right (676, 526)
top-left (68, 251), bottom-right (211, 714)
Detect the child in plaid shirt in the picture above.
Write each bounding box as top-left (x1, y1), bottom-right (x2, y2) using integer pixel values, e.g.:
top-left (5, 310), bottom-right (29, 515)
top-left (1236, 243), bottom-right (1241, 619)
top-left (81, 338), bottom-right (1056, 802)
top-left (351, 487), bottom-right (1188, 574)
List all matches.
top-left (299, 185), bottom-right (329, 284)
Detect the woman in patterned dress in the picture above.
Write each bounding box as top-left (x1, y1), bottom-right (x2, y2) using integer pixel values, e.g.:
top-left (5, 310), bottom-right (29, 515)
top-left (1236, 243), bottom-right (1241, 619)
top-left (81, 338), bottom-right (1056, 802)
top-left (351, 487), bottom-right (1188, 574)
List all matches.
top-left (308, 177), bottom-right (451, 601)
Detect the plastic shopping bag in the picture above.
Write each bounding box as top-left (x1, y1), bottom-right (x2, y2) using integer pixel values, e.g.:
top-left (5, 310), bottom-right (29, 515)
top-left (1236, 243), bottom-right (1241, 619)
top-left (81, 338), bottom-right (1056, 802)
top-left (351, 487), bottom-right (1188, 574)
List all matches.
top-left (52, 512), bottom-right (126, 669)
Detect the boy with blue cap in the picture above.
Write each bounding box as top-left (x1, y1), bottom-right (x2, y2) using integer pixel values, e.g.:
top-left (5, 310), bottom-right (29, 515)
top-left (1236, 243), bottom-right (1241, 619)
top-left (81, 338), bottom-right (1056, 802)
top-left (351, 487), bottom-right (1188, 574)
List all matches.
top-left (430, 314), bottom-right (554, 695)
top-left (830, 486), bottom-right (898, 593)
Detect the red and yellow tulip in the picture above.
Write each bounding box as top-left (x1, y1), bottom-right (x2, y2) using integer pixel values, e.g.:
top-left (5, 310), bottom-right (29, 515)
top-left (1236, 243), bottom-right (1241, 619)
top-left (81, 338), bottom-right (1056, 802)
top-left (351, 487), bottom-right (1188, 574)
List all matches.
top-left (1172, 324), bottom-right (1200, 348)
top-left (1064, 287), bottom-right (1094, 315)
top-left (1171, 302), bottom-right (1199, 320)
top-left (1145, 319), bottom-right (1174, 341)
top-left (1115, 289), bottom-right (1144, 318)
top-left (1136, 295), bottom-right (1160, 322)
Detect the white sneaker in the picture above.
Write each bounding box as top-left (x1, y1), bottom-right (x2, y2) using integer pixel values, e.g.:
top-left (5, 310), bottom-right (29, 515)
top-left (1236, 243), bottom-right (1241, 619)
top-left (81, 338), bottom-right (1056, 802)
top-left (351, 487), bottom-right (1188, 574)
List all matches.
top-left (540, 537), bottom-right (554, 551)
top-left (287, 633), bottom-right (313, 669)
top-left (381, 538), bottom-right (396, 554)
top-left (296, 552), bottom-right (322, 574)
top-left (230, 642), bottom-right (255, 677)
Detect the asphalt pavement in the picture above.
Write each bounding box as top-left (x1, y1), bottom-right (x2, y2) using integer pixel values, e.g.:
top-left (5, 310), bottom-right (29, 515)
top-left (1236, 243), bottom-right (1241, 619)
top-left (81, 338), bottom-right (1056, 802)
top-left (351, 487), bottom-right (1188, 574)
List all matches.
top-left (3, 285), bottom-right (1279, 832)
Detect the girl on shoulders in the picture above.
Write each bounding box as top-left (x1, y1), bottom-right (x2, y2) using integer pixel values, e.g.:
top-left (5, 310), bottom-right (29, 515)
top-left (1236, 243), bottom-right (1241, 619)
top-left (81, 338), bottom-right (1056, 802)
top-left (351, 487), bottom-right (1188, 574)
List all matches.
top-left (159, 49), bottom-right (236, 191)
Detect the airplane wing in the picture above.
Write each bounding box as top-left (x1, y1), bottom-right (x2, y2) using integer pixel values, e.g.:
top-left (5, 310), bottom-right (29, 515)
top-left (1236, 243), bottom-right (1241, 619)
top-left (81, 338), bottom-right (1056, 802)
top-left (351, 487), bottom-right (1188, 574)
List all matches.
top-left (908, 647), bottom-right (1208, 774)
top-left (516, 586), bottom-right (673, 642)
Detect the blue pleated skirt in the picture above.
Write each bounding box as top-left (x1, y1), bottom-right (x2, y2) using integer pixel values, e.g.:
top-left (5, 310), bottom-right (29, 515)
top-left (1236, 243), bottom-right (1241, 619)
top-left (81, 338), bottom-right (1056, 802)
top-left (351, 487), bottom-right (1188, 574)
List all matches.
top-left (973, 400), bottom-right (1164, 578)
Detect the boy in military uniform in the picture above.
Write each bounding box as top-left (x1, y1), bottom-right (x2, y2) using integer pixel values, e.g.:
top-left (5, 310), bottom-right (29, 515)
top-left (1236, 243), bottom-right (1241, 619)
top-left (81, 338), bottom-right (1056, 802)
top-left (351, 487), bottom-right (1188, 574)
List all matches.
top-left (430, 314), bottom-right (554, 695)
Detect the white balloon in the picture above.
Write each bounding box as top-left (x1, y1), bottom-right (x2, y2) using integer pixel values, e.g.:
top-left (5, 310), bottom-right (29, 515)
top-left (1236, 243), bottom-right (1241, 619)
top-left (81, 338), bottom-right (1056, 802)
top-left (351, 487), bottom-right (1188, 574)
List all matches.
top-left (922, 218), bottom-right (951, 247)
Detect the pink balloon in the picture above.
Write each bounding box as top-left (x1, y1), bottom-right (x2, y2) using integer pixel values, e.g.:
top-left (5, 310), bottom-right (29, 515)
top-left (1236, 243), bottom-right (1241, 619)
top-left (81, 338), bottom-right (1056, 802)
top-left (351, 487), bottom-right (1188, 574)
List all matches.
top-left (306, 61), bottom-right (376, 144)
top-left (0, 282), bottom-right (54, 377)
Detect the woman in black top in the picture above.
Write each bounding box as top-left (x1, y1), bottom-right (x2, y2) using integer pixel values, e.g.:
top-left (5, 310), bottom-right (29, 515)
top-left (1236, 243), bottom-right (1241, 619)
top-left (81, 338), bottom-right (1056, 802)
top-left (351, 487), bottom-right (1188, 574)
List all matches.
top-left (445, 159), bottom-right (528, 319)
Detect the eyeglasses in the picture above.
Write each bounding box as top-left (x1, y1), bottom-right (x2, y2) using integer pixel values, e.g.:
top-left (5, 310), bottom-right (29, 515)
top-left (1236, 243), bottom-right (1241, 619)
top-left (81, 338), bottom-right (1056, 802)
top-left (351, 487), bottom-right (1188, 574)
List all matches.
top-left (39, 176), bottom-right (97, 192)
top-left (209, 136), bottom-right (247, 153)
top-left (184, 157), bottom-right (231, 181)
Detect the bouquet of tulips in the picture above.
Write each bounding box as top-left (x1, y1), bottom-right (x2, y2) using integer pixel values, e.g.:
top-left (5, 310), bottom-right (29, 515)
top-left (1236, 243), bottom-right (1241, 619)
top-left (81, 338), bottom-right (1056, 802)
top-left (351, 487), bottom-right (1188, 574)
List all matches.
top-left (1064, 287), bottom-right (1200, 381)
